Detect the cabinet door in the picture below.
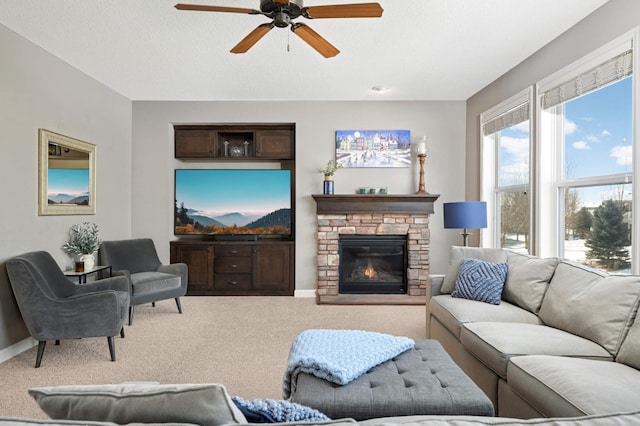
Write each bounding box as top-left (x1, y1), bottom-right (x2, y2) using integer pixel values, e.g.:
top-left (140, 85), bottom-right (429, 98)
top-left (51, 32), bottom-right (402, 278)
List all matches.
top-left (255, 130), bottom-right (293, 159)
top-left (252, 244), bottom-right (292, 294)
top-left (171, 244), bottom-right (214, 293)
top-left (175, 129), bottom-right (215, 158)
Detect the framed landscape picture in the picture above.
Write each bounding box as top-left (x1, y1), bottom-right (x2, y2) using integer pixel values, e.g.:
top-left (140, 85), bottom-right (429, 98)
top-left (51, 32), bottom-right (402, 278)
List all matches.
top-left (335, 130), bottom-right (411, 168)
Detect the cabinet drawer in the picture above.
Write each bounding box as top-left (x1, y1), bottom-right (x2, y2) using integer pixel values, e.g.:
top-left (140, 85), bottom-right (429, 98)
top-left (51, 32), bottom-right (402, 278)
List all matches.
top-left (214, 256), bottom-right (251, 273)
top-left (214, 274), bottom-right (252, 290)
top-left (216, 245), bottom-right (252, 256)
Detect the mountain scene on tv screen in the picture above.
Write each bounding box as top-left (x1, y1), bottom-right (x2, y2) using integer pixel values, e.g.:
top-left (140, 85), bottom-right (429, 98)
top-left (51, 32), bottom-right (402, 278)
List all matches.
top-left (175, 203), bottom-right (291, 236)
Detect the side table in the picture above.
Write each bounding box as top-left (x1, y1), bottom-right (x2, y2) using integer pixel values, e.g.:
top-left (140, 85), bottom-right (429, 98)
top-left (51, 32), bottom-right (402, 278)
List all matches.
top-left (64, 265), bottom-right (112, 284)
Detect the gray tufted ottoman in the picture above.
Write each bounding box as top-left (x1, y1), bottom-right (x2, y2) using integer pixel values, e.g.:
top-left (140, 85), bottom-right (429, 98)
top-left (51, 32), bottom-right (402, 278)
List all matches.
top-left (289, 339), bottom-right (494, 420)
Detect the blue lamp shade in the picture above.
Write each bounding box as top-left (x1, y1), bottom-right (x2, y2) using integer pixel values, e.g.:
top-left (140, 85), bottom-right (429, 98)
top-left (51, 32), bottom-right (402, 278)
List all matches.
top-left (443, 201), bottom-right (488, 230)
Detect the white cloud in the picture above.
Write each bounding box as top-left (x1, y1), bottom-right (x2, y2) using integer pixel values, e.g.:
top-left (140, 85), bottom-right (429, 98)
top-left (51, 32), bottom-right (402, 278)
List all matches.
top-left (510, 120), bottom-right (530, 134)
top-left (610, 145), bottom-right (632, 167)
top-left (586, 135), bottom-right (599, 143)
top-left (573, 141), bottom-right (591, 150)
top-left (602, 130), bottom-right (611, 137)
top-left (499, 136), bottom-right (529, 183)
top-left (564, 118), bottom-right (578, 135)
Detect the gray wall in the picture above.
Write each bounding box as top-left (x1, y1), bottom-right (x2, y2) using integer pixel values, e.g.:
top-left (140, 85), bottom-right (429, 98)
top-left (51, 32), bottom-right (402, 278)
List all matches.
top-left (0, 24), bottom-right (132, 354)
top-left (132, 101), bottom-right (466, 293)
top-left (466, 0), bottom-right (640, 203)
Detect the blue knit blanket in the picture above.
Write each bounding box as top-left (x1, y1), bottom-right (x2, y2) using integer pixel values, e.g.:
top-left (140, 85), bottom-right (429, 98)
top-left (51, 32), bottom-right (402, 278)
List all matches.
top-left (282, 329), bottom-right (415, 399)
top-left (232, 396), bottom-right (330, 423)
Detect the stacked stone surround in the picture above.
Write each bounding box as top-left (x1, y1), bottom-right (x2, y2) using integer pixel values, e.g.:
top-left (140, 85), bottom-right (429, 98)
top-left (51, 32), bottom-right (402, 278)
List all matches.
top-left (316, 212), bottom-right (431, 300)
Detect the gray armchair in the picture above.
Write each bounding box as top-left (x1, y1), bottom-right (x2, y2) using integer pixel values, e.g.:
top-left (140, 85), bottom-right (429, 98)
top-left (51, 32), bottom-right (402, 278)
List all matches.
top-left (5, 251), bottom-right (130, 368)
top-left (99, 238), bottom-right (188, 325)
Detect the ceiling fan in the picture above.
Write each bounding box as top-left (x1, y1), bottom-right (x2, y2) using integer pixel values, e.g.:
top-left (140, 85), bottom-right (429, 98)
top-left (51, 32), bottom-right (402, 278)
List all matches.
top-left (174, 0), bottom-right (384, 58)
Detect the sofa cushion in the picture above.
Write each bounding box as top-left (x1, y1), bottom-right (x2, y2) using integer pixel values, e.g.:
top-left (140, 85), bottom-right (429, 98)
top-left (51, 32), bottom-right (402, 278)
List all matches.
top-left (539, 261), bottom-right (640, 355)
top-left (616, 315), bottom-right (640, 369)
top-left (452, 258), bottom-right (508, 305)
top-left (461, 322), bottom-right (612, 379)
top-left (28, 383), bottom-right (247, 426)
top-left (356, 411), bottom-right (640, 425)
top-left (503, 251), bottom-right (558, 314)
top-left (429, 295), bottom-right (541, 339)
top-left (441, 247), bottom-right (508, 294)
top-left (507, 355), bottom-right (640, 417)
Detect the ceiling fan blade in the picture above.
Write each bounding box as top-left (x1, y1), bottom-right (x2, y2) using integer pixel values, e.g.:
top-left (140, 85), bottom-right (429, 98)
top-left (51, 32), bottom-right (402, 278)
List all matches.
top-left (174, 4), bottom-right (259, 14)
top-left (303, 2), bottom-right (383, 19)
top-left (291, 23), bottom-right (340, 58)
top-left (230, 23), bottom-right (274, 54)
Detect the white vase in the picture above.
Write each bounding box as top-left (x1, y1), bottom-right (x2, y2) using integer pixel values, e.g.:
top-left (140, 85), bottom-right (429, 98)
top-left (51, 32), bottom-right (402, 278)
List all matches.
top-left (80, 254), bottom-right (95, 270)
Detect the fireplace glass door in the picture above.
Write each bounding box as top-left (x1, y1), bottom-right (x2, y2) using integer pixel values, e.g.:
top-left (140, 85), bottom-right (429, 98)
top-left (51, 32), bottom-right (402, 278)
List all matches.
top-left (339, 235), bottom-right (407, 294)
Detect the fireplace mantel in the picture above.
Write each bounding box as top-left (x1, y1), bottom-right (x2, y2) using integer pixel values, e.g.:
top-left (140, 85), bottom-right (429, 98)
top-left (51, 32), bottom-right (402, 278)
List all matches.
top-left (312, 193), bottom-right (440, 305)
top-left (312, 194), bottom-right (440, 215)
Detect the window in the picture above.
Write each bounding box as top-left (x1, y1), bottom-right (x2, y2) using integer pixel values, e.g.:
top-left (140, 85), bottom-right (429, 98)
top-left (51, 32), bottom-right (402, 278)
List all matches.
top-left (481, 88), bottom-right (533, 253)
top-left (481, 29), bottom-right (638, 275)
top-left (537, 31), bottom-right (635, 273)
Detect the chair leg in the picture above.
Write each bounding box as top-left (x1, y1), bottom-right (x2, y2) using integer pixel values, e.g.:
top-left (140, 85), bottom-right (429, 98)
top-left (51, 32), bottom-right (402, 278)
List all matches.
top-left (55, 340), bottom-right (60, 345)
top-left (35, 341), bottom-right (46, 368)
top-left (107, 336), bottom-right (116, 362)
top-left (175, 297), bottom-right (183, 314)
top-left (120, 327), bottom-right (125, 338)
top-left (129, 305), bottom-right (134, 325)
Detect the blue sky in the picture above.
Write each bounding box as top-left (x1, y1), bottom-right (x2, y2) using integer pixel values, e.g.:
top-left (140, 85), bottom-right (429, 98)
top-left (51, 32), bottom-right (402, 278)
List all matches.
top-left (175, 169), bottom-right (291, 216)
top-left (499, 76), bottom-right (633, 206)
top-left (47, 169), bottom-right (89, 196)
top-left (564, 77), bottom-right (633, 180)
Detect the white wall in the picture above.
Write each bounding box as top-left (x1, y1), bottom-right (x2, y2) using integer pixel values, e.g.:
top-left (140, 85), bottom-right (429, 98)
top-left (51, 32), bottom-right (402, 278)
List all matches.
top-left (0, 23), bottom-right (132, 352)
top-left (132, 101), bottom-right (466, 292)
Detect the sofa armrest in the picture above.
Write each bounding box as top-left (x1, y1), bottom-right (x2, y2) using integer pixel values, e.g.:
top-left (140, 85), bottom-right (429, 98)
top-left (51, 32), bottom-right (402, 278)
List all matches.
top-left (425, 274), bottom-right (445, 338)
top-left (428, 274), bottom-right (445, 296)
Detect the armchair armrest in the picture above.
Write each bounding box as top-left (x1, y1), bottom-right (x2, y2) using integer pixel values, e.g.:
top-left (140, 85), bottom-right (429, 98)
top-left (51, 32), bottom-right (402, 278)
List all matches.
top-left (158, 263), bottom-right (188, 289)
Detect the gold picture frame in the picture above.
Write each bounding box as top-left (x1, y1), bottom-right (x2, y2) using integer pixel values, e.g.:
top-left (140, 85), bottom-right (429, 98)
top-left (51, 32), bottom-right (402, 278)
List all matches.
top-left (38, 129), bottom-right (96, 215)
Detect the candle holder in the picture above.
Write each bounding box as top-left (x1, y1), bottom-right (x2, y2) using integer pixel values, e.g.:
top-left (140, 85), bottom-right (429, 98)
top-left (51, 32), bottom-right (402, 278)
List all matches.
top-left (415, 153), bottom-right (429, 194)
top-left (414, 136), bottom-right (429, 194)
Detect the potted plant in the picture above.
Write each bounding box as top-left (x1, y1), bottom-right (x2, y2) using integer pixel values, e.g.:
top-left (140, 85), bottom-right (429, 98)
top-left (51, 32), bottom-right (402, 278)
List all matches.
top-left (62, 222), bottom-right (102, 270)
top-left (317, 160), bottom-right (343, 195)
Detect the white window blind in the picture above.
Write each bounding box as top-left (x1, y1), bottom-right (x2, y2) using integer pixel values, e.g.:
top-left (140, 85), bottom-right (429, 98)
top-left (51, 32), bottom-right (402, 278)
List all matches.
top-left (542, 47), bottom-right (632, 109)
top-left (482, 102), bottom-right (529, 136)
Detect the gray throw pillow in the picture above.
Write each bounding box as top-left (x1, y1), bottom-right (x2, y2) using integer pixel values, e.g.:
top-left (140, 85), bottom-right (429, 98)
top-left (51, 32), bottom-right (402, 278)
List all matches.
top-left (502, 251), bottom-right (559, 314)
top-left (441, 246), bottom-right (507, 294)
top-left (28, 383), bottom-right (247, 426)
top-left (451, 258), bottom-right (508, 305)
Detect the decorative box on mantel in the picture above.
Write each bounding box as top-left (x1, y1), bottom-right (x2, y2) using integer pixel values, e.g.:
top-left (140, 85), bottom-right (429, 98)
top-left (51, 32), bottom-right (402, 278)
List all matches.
top-left (312, 194), bottom-right (440, 305)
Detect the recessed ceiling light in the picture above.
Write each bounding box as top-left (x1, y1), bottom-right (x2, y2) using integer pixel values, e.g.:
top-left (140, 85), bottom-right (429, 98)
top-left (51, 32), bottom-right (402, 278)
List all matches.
top-left (371, 86), bottom-right (389, 93)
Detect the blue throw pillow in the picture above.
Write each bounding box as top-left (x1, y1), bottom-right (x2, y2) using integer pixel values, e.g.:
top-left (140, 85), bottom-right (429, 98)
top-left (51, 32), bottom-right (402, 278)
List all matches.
top-left (452, 258), bottom-right (508, 305)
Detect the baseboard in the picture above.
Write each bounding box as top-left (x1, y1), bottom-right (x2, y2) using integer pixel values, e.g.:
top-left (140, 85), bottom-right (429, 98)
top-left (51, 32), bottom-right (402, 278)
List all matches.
top-left (294, 289), bottom-right (316, 298)
top-left (0, 337), bottom-right (37, 364)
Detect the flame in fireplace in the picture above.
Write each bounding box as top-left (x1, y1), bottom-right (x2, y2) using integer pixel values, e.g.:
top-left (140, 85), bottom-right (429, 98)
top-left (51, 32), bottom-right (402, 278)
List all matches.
top-left (364, 259), bottom-right (377, 279)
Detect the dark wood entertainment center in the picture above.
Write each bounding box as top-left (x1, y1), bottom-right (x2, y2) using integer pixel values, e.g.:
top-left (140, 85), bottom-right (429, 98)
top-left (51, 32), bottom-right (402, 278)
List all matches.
top-left (170, 123), bottom-right (295, 296)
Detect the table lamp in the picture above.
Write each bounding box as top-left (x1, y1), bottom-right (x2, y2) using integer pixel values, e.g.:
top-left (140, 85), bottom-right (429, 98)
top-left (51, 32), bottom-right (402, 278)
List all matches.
top-left (443, 201), bottom-right (487, 246)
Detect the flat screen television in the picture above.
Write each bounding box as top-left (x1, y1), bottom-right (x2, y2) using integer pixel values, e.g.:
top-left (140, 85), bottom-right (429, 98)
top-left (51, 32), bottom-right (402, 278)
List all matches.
top-left (174, 169), bottom-right (292, 240)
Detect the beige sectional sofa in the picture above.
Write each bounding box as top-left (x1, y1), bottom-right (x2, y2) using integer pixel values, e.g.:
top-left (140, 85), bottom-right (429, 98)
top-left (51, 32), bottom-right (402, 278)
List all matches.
top-left (426, 247), bottom-right (640, 419)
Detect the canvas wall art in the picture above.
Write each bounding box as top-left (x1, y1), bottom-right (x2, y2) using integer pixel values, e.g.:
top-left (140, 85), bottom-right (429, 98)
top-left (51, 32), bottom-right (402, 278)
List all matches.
top-left (335, 130), bottom-right (411, 168)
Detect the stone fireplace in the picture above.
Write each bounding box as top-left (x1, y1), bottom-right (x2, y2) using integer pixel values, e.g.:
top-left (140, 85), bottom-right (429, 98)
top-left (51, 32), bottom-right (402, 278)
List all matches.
top-left (312, 194), bottom-right (440, 304)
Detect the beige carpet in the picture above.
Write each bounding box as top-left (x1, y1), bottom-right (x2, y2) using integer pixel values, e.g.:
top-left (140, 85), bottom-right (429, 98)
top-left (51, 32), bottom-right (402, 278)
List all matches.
top-left (0, 296), bottom-right (427, 419)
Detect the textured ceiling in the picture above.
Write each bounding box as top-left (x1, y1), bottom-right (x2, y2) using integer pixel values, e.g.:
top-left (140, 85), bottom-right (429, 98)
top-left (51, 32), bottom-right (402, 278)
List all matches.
top-left (0, 0), bottom-right (608, 101)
